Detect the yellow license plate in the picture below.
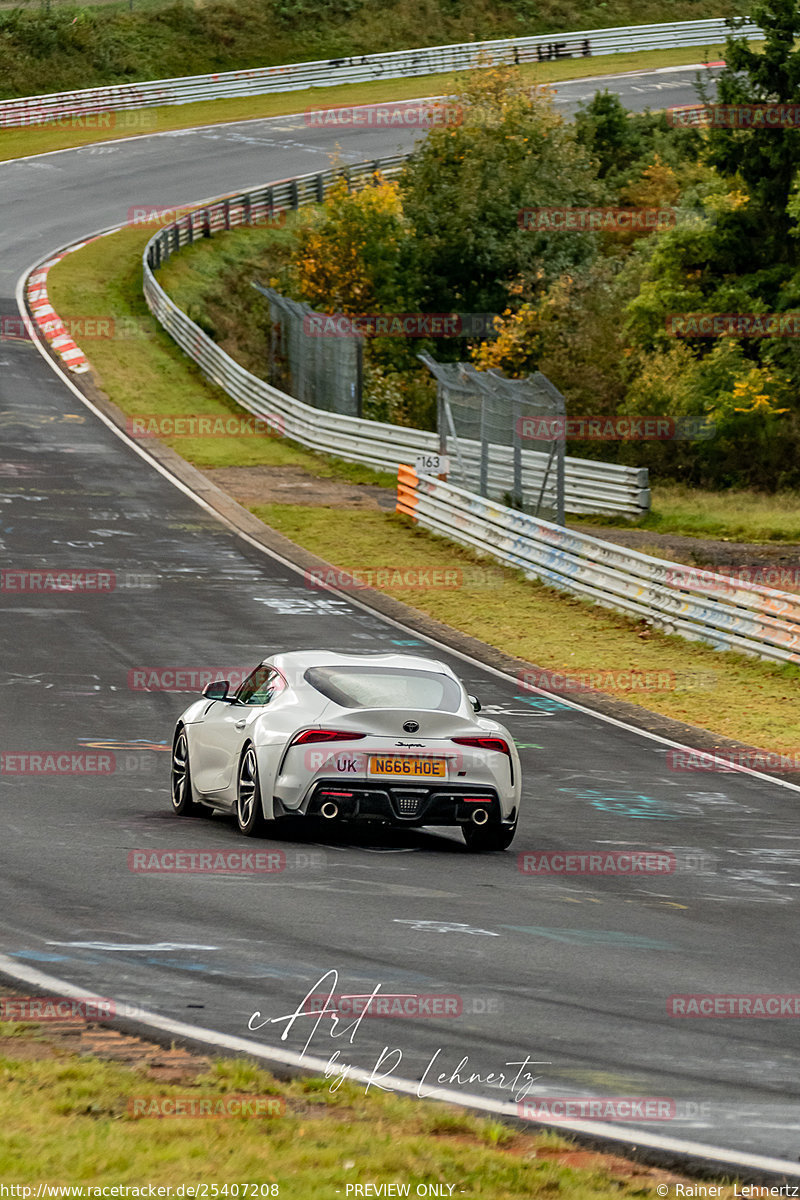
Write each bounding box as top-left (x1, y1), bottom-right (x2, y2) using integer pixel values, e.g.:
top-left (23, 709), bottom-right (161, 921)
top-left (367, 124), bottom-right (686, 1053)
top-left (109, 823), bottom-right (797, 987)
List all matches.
top-left (369, 756), bottom-right (447, 778)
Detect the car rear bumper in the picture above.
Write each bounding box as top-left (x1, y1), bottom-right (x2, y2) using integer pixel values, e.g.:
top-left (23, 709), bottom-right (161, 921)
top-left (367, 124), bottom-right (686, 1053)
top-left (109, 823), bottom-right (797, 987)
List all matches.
top-left (276, 779), bottom-right (515, 827)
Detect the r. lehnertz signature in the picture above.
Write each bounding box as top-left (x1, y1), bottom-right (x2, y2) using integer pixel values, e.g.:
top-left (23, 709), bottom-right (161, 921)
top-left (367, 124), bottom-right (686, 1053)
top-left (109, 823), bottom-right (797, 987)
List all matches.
top-left (248, 969), bottom-right (549, 1102)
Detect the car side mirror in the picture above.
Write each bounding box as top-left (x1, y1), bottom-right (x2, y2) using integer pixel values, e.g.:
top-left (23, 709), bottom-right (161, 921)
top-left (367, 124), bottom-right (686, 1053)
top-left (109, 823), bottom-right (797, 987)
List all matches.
top-left (468, 694), bottom-right (481, 713)
top-left (203, 680), bottom-right (230, 701)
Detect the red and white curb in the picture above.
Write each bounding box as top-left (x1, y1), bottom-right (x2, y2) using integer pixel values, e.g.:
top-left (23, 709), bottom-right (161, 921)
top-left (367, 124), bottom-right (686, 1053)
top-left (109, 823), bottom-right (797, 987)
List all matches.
top-left (25, 240), bottom-right (98, 374)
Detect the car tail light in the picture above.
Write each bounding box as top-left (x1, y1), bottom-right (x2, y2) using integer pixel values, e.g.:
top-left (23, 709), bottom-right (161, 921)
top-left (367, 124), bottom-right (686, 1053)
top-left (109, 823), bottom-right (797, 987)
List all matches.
top-left (451, 735), bottom-right (513, 781)
top-left (452, 736), bottom-right (510, 757)
top-left (290, 729), bottom-right (368, 746)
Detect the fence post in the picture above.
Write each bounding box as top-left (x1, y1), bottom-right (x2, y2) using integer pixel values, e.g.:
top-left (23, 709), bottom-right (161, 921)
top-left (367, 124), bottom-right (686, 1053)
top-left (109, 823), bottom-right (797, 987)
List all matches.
top-left (512, 399), bottom-right (523, 508)
top-left (556, 436), bottom-right (565, 526)
top-left (479, 395), bottom-right (489, 498)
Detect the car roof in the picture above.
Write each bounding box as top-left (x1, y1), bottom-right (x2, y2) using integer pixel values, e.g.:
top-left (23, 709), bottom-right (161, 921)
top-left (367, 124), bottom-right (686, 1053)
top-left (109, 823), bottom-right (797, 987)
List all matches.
top-left (263, 649), bottom-right (456, 677)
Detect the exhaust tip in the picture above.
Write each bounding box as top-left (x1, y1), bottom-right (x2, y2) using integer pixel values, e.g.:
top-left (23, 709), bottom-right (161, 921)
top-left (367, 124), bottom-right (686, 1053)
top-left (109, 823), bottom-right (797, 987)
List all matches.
top-left (471, 808), bottom-right (489, 826)
top-left (320, 801), bottom-right (339, 819)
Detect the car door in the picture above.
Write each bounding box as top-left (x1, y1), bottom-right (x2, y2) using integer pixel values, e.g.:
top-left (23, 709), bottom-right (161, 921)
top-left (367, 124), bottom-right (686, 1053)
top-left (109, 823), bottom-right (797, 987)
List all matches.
top-left (191, 666), bottom-right (283, 797)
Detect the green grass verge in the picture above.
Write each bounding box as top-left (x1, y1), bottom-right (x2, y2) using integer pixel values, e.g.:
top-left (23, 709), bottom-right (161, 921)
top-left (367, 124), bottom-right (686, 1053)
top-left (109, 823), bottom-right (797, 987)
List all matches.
top-left (578, 483), bottom-right (800, 544)
top-left (46, 224), bottom-right (800, 753)
top-left (0, 44), bottom-right (731, 164)
top-left (0, 1021), bottom-right (678, 1194)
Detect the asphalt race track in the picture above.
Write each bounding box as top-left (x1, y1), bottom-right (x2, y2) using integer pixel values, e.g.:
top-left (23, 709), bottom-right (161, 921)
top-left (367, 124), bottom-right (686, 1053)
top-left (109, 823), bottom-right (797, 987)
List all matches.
top-left (3, 65), bottom-right (800, 1175)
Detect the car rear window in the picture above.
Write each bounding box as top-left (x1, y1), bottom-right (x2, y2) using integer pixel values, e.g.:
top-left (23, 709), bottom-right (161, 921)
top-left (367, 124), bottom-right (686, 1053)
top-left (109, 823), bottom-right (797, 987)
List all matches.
top-left (304, 666), bottom-right (462, 712)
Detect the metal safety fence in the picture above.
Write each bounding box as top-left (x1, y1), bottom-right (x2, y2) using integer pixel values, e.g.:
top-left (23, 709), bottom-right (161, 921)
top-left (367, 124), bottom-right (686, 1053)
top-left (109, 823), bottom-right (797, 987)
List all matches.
top-left (252, 282), bottom-right (364, 418)
top-left (141, 158), bottom-right (650, 517)
top-left (397, 466), bottom-right (800, 666)
top-left (421, 352), bottom-right (567, 524)
top-left (0, 17), bottom-right (760, 125)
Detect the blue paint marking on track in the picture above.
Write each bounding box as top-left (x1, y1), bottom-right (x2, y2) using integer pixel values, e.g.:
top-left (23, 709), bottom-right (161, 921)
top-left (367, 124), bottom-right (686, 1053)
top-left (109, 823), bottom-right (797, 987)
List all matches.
top-left (9, 950), bottom-right (71, 962)
top-left (514, 695), bottom-right (572, 712)
top-left (558, 787), bottom-right (680, 820)
top-left (501, 926), bottom-right (676, 949)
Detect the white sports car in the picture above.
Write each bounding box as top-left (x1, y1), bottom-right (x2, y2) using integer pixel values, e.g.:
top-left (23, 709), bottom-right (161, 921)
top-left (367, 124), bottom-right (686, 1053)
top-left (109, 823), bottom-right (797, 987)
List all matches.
top-left (170, 650), bottom-right (521, 851)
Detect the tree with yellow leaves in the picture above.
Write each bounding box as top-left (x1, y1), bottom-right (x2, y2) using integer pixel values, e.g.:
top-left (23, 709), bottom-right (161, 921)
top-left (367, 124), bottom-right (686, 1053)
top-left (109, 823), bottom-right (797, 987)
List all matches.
top-left (289, 173), bottom-right (407, 314)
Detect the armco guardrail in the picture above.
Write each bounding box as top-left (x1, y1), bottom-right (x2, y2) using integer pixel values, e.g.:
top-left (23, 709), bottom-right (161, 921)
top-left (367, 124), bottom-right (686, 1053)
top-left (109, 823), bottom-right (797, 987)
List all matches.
top-left (0, 18), bottom-right (759, 126)
top-left (141, 158), bottom-right (649, 517)
top-left (397, 466), bottom-right (800, 665)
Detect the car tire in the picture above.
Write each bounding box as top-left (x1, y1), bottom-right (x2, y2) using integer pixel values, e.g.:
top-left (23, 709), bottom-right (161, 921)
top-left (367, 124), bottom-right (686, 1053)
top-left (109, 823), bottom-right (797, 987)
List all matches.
top-left (462, 820), bottom-right (517, 852)
top-left (171, 726), bottom-right (199, 816)
top-left (236, 744), bottom-right (268, 837)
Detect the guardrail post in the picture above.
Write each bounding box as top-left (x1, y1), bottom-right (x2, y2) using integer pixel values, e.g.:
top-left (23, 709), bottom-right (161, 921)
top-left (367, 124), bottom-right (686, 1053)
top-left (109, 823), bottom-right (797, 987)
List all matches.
top-left (203, 209), bottom-right (211, 239)
top-left (243, 194), bottom-right (251, 226)
top-left (290, 180), bottom-right (299, 210)
top-left (224, 199), bottom-right (231, 231)
top-left (187, 214), bottom-right (194, 245)
top-left (315, 174), bottom-right (324, 202)
top-left (160, 230), bottom-right (170, 263)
